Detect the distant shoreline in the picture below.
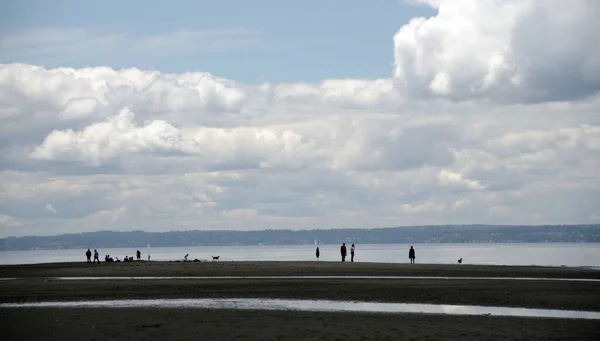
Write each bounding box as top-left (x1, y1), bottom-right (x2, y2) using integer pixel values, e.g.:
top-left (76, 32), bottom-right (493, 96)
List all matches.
top-left (2, 240), bottom-right (600, 253)
top-left (2, 224), bottom-right (598, 251)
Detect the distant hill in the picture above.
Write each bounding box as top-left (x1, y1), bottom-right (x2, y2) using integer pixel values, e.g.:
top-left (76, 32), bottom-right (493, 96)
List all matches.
top-left (1, 224), bottom-right (599, 251)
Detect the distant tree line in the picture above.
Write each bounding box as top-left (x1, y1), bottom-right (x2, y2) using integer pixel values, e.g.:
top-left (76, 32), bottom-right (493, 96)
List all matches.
top-left (1, 224), bottom-right (598, 251)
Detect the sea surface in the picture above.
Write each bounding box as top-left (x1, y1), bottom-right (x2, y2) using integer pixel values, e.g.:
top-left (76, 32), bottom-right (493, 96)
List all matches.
top-left (0, 243), bottom-right (599, 267)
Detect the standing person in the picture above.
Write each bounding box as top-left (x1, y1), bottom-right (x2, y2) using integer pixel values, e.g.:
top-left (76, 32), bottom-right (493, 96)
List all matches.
top-left (93, 249), bottom-right (100, 265)
top-left (148, 254), bottom-right (151, 262)
top-left (85, 249), bottom-right (92, 264)
top-left (316, 247), bottom-right (320, 261)
top-left (351, 244), bottom-right (355, 262)
top-left (340, 243), bottom-right (347, 262)
top-left (409, 246), bottom-right (416, 264)
top-left (136, 250), bottom-right (141, 261)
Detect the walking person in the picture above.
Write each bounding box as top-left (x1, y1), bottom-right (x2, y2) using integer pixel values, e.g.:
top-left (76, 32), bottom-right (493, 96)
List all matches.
top-left (93, 249), bottom-right (100, 265)
top-left (316, 247), bottom-right (320, 261)
top-left (136, 249), bottom-right (141, 261)
top-left (340, 243), bottom-right (347, 262)
top-left (409, 246), bottom-right (416, 264)
top-left (85, 249), bottom-right (92, 264)
top-left (350, 244), bottom-right (355, 262)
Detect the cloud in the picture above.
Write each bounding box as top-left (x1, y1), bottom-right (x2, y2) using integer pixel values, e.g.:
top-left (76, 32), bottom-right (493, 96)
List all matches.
top-left (1, 62), bottom-right (598, 237)
top-left (402, 200), bottom-right (446, 214)
top-left (0, 63), bottom-right (248, 120)
top-left (29, 107), bottom-right (327, 171)
top-left (44, 204), bottom-right (57, 214)
top-left (271, 78), bottom-right (401, 108)
top-left (394, 0), bottom-right (600, 102)
top-left (1, 1), bottom-right (600, 237)
top-left (0, 214), bottom-right (23, 228)
top-left (437, 169), bottom-right (485, 190)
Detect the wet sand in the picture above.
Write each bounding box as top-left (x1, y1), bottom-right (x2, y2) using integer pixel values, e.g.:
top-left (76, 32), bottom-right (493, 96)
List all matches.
top-left (1, 261), bottom-right (599, 340)
top-left (2, 308), bottom-right (599, 341)
top-left (2, 260), bottom-right (599, 279)
top-left (2, 276), bottom-right (599, 311)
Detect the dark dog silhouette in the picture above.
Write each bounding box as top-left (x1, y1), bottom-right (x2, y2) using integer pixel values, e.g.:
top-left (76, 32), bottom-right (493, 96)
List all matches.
top-left (212, 256), bottom-right (220, 261)
top-left (458, 258), bottom-right (463, 264)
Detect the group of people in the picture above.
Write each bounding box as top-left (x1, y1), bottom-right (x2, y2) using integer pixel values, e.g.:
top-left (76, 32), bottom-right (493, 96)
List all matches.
top-left (85, 249), bottom-right (100, 264)
top-left (87, 245), bottom-right (420, 264)
top-left (86, 248), bottom-right (150, 264)
top-left (315, 244), bottom-right (417, 263)
top-left (338, 243), bottom-right (356, 262)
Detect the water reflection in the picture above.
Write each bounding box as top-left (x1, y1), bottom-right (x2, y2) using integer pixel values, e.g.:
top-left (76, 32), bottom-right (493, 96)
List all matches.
top-left (1, 298), bottom-right (599, 320)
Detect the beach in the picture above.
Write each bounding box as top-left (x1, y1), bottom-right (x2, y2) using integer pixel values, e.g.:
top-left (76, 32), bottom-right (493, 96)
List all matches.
top-left (1, 261), bottom-right (599, 340)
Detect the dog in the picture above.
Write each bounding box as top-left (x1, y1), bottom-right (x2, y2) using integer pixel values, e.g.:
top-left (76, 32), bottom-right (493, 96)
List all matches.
top-left (212, 256), bottom-right (220, 261)
top-left (458, 258), bottom-right (463, 264)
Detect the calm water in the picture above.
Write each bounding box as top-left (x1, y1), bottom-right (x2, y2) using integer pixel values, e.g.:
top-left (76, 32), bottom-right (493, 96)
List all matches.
top-left (2, 298), bottom-right (599, 320)
top-left (0, 243), bottom-right (599, 267)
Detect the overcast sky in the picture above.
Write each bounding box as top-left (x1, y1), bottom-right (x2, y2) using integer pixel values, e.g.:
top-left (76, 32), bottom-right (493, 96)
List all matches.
top-left (1, 0), bottom-right (599, 237)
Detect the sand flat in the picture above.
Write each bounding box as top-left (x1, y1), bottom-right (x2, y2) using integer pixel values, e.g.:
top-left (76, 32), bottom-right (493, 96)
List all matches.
top-left (1, 261), bottom-right (599, 340)
top-left (1, 260), bottom-right (599, 278)
top-left (2, 307), bottom-right (599, 341)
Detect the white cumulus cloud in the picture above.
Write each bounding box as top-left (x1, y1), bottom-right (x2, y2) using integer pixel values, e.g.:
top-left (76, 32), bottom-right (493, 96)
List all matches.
top-left (44, 204), bottom-right (58, 214)
top-left (394, 0), bottom-right (600, 102)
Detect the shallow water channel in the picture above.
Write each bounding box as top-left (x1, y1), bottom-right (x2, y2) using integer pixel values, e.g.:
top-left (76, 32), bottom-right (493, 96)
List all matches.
top-left (2, 298), bottom-right (599, 320)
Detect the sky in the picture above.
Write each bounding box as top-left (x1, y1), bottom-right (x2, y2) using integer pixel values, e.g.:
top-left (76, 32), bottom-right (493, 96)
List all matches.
top-left (0, 0), bottom-right (599, 237)
top-left (0, 0), bottom-right (434, 82)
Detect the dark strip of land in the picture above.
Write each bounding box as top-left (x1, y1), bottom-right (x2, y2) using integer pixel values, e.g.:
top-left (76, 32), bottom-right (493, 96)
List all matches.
top-left (1, 261), bottom-right (599, 279)
top-left (1, 308), bottom-right (599, 341)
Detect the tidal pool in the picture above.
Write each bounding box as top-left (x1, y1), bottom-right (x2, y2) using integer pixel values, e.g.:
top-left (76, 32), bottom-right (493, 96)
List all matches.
top-left (2, 298), bottom-right (599, 320)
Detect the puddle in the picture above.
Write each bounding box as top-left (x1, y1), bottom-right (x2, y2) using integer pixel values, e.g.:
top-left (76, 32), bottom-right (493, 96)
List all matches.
top-left (46, 276), bottom-right (600, 282)
top-left (1, 298), bottom-right (598, 320)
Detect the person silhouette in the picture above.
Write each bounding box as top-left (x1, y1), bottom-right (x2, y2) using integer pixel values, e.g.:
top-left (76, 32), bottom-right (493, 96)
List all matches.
top-left (409, 246), bottom-right (416, 264)
top-left (93, 249), bottom-right (100, 265)
top-left (340, 243), bottom-right (347, 262)
top-left (316, 247), bottom-right (320, 261)
top-left (351, 244), bottom-right (355, 262)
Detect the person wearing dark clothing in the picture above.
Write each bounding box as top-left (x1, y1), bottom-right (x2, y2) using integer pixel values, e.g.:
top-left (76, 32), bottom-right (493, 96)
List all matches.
top-left (136, 250), bottom-right (141, 261)
top-left (340, 243), bottom-right (347, 262)
top-left (409, 246), bottom-right (416, 264)
top-left (351, 244), bottom-right (355, 262)
top-left (316, 247), bottom-right (320, 261)
top-left (93, 249), bottom-right (100, 264)
top-left (85, 249), bottom-right (92, 264)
